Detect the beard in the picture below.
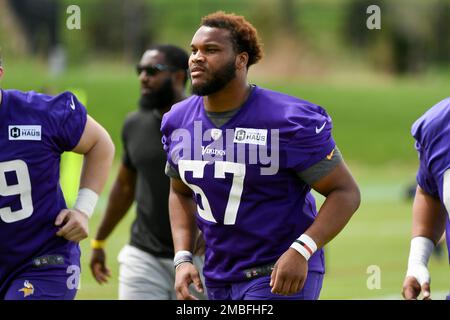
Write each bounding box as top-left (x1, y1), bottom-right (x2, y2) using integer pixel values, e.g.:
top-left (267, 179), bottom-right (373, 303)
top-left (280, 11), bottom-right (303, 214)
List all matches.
top-left (191, 59), bottom-right (236, 96)
top-left (139, 77), bottom-right (175, 111)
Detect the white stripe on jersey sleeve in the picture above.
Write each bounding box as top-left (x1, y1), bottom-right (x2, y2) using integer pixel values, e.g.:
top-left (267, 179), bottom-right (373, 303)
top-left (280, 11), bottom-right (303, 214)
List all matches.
top-left (443, 169), bottom-right (450, 219)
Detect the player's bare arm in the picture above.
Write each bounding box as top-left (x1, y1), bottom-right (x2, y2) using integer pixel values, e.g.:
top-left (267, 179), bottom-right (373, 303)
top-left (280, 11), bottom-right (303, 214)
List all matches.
top-left (305, 161), bottom-right (361, 247)
top-left (411, 186), bottom-right (446, 243)
top-left (169, 177), bottom-right (204, 300)
top-left (90, 164), bottom-right (136, 284)
top-left (55, 115), bottom-right (115, 242)
top-left (402, 185), bottom-right (446, 300)
top-left (271, 161), bottom-right (360, 295)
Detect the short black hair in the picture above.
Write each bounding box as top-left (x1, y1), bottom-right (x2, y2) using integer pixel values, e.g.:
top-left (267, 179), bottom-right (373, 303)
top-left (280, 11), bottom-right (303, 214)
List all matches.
top-left (148, 44), bottom-right (189, 85)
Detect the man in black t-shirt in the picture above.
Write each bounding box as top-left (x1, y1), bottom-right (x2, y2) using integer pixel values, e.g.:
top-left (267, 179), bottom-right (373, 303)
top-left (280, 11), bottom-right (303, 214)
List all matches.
top-left (89, 45), bottom-right (204, 299)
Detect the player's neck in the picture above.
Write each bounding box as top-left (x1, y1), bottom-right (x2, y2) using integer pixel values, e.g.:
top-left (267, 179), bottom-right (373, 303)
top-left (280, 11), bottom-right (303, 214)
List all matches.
top-left (203, 78), bottom-right (250, 113)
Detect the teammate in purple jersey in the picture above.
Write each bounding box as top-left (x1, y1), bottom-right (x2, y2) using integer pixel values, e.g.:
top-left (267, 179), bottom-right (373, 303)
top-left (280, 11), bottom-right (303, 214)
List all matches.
top-left (403, 97), bottom-right (450, 300)
top-left (0, 59), bottom-right (115, 300)
top-left (161, 12), bottom-right (361, 300)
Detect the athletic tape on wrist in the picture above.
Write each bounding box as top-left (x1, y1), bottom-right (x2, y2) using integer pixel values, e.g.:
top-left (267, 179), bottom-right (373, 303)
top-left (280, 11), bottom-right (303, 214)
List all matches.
top-left (290, 234), bottom-right (318, 261)
top-left (174, 250), bottom-right (193, 269)
top-left (73, 188), bottom-right (99, 219)
top-left (406, 236), bottom-right (434, 285)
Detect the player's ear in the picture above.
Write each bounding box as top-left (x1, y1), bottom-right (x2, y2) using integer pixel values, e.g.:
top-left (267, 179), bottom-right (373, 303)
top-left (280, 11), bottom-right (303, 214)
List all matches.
top-left (0, 67), bottom-right (4, 80)
top-left (236, 52), bottom-right (248, 71)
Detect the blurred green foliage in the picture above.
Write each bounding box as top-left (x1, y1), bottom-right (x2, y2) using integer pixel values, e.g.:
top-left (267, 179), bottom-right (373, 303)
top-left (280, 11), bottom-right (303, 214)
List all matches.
top-left (2, 0), bottom-right (448, 72)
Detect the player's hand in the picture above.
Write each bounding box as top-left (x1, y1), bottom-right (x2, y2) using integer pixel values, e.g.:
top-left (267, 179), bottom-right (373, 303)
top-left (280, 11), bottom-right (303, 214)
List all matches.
top-left (175, 262), bottom-right (204, 300)
top-left (270, 248), bottom-right (308, 296)
top-left (402, 275), bottom-right (431, 300)
top-left (90, 248), bottom-right (112, 284)
top-left (55, 209), bottom-right (89, 242)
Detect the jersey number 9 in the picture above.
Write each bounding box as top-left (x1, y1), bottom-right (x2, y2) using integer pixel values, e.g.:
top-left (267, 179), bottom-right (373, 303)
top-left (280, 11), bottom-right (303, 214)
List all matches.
top-left (0, 160), bottom-right (34, 223)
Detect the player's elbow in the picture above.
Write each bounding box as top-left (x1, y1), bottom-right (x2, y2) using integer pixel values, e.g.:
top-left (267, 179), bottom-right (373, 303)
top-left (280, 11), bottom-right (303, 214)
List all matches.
top-left (102, 129), bottom-right (116, 163)
top-left (345, 181), bottom-right (361, 214)
top-left (77, 117), bottom-right (116, 163)
top-left (336, 169), bottom-right (361, 214)
top-left (330, 178), bottom-right (361, 215)
top-left (352, 184), bottom-right (361, 212)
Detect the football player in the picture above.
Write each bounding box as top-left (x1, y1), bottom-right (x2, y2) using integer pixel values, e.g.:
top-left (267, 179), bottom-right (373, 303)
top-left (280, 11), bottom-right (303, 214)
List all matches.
top-left (161, 12), bottom-right (361, 300)
top-left (403, 97), bottom-right (450, 300)
top-left (0, 59), bottom-right (114, 299)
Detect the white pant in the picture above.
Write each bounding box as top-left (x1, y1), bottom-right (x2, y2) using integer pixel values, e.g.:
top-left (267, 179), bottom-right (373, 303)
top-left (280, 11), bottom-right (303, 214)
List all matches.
top-left (117, 244), bottom-right (206, 300)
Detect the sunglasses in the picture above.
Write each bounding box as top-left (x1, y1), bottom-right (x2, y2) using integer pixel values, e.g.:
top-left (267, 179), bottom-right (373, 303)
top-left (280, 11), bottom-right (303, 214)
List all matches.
top-left (136, 63), bottom-right (175, 76)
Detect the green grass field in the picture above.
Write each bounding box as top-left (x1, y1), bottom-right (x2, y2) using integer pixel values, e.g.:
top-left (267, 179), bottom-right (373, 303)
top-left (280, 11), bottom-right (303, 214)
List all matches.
top-left (1, 61), bottom-right (448, 299)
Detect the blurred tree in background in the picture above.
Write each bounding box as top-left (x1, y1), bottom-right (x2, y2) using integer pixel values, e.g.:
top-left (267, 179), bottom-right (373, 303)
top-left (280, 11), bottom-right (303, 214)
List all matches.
top-left (280, 0), bottom-right (298, 35)
top-left (7, 0), bottom-right (60, 56)
top-left (431, 0), bottom-right (450, 65)
top-left (84, 0), bottom-right (153, 61)
top-left (344, 0), bottom-right (450, 74)
top-left (0, 0), bottom-right (448, 76)
top-left (3, 0), bottom-right (66, 74)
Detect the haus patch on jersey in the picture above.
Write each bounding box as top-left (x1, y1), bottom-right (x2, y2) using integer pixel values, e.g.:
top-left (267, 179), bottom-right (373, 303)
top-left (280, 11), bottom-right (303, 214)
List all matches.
top-left (8, 125), bottom-right (42, 141)
top-left (233, 127), bottom-right (267, 146)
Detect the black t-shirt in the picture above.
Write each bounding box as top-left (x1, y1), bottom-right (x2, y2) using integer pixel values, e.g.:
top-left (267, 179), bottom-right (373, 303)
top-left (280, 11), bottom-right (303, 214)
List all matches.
top-left (122, 109), bottom-right (173, 258)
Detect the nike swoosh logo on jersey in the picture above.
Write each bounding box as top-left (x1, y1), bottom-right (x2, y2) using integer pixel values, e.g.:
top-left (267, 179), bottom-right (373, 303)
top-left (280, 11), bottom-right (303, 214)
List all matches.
top-left (315, 122), bottom-right (326, 134)
top-left (69, 96), bottom-right (76, 110)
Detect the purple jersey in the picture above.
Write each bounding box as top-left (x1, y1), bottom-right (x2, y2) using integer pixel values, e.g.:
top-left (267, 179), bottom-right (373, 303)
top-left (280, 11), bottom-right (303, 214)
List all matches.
top-left (161, 86), bottom-right (335, 284)
top-left (0, 90), bottom-right (87, 293)
top-left (412, 97), bottom-right (450, 262)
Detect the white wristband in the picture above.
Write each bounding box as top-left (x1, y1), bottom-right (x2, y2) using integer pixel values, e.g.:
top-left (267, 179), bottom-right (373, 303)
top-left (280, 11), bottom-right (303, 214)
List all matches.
top-left (73, 188), bottom-right (99, 219)
top-left (174, 250), bottom-right (193, 269)
top-left (406, 236), bottom-right (434, 285)
top-left (290, 234), bottom-right (317, 261)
